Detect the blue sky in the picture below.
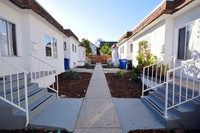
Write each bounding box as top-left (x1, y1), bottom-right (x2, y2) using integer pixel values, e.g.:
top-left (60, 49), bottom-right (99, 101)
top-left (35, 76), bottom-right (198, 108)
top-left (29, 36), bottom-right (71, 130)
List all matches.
top-left (36, 0), bottom-right (163, 44)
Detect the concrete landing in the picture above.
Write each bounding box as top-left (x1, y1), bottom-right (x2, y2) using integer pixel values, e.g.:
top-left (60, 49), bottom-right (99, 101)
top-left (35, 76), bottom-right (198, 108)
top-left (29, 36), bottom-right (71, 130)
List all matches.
top-left (30, 98), bottom-right (83, 132)
top-left (113, 98), bottom-right (165, 133)
top-left (74, 63), bottom-right (122, 133)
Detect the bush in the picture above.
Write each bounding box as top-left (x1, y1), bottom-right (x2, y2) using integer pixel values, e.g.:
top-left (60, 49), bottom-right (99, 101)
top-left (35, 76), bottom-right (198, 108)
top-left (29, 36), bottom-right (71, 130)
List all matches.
top-left (136, 40), bottom-right (157, 71)
top-left (63, 70), bottom-right (79, 80)
top-left (131, 66), bottom-right (141, 82)
top-left (115, 70), bottom-right (125, 78)
top-left (84, 63), bottom-right (90, 68)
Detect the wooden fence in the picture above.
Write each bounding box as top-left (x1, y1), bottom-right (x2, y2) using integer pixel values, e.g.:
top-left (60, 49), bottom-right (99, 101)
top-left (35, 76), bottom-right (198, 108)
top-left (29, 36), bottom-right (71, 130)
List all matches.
top-left (87, 55), bottom-right (111, 64)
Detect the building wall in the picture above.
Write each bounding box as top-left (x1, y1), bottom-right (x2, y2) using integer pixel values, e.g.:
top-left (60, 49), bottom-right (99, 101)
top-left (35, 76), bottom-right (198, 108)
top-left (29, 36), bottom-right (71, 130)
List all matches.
top-left (0, 1), bottom-right (65, 75)
top-left (130, 20), bottom-right (166, 66)
top-left (68, 37), bottom-right (79, 68)
top-left (77, 46), bottom-right (86, 66)
top-left (90, 43), bottom-right (97, 55)
top-left (171, 3), bottom-right (200, 78)
top-left (118, 41), bottom-right (128, 60)
top-left (29, 13), bottom-right (65, 74)
top-left (111, 47), bottom-right (118, 63)
top-left (172, 4), bottom-right (200, 62)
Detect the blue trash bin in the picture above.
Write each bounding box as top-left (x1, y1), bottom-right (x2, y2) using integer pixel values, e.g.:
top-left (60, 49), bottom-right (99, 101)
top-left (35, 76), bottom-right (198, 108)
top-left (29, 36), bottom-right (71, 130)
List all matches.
top-left (119, 59), bottom-right (127, 69)
top-left (64, 58), bottom-right (70, 70)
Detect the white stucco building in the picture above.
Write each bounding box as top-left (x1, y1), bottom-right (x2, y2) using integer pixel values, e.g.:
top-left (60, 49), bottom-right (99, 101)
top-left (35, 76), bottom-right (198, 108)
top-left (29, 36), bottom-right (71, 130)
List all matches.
top-left (112, 0), bottom-right (200, 69)
top-left (64, 29), bottom-right (85, 69)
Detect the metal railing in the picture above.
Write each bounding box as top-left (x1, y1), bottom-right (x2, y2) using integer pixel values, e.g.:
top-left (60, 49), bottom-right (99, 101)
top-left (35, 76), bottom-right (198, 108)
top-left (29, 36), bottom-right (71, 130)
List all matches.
top-left (142, 56), bottom-right (176, 97)
top-left (0, 58), bottom-right (29, 126)
top-left (164, 59), bottom-right (200, 118)
top-left (30, 55), bottom-right (59, 97)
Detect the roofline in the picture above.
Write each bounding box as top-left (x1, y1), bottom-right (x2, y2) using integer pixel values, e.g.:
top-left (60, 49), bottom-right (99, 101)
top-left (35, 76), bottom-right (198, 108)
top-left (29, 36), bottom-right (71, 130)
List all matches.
top-left (64, 29), bottom-right (79, 42)
top-left (128, 0), bottom-right (194, 39)
top-left (9, 0), bottom-right (83, 43)
top-left (116, 31), bottom-right (132, 45)
top-left (10, 0), bottom-right (64, 34)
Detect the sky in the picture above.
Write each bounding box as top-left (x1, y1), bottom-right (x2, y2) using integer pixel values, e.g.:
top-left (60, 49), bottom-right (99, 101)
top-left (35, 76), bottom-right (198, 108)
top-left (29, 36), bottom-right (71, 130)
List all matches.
top-left (36, 0), bottom-right (164, 44)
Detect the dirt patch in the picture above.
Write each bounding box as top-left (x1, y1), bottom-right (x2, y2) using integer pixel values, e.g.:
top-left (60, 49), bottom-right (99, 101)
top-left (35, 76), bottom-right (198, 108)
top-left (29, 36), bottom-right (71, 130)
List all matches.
top-left (129, 129), bottom-right (200, 133)
top-left (57, 72), bottom-right (92, 98)
top-left (105, 72), bottom-right (142, 98)
top-left (0, 129), bottom-right (68, 133)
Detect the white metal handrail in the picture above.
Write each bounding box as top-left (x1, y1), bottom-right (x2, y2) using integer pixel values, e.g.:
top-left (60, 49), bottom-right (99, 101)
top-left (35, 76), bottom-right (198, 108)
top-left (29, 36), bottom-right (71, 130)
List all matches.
top-left (0, 58), bottom-right (29, 126)
top-left (30, 55), bottom-right (59, 97)
top-left (164, 59), bottom-right (200, 118)
top-left (142, 55), bottom-right (176, 97)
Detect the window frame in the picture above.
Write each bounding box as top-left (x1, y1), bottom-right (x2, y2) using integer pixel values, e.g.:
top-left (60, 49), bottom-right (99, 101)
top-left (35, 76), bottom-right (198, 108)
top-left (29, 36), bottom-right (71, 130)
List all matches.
top-left (45, 35), bottom-right (58, 58)
top-left (0, 18), bottom-right (17, 56)
top-left (177, 22), bottom-right (195, 60)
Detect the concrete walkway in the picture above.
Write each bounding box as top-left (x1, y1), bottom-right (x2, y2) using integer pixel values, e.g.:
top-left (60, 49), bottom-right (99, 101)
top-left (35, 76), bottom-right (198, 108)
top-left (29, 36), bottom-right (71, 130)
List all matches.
top-left (74, 63), bottom-right (122, 133)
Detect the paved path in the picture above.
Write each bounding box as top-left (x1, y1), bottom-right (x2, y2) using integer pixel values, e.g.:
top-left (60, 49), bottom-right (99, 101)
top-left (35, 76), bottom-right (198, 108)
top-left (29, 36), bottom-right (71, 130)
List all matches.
top-left (74, 63), bottom-right (122, 133)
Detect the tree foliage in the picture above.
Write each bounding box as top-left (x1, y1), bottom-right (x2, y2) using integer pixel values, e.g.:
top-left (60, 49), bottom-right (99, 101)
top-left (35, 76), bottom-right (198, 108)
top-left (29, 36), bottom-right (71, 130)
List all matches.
top-left (99, 43), bottom-right (111, 55)
top-left (136, 40), bottom-right (157, 70)
top-left (81, 38), bottom-right (92, 56)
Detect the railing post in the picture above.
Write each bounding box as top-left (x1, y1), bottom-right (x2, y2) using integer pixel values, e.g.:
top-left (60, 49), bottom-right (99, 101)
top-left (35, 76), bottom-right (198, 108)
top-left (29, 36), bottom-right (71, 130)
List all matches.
top-left (56, 74), bottom-right (59, 98)
top-left (24, 73), bottom-right (29, 126)
top-left (164, 71), bottom-right (169, 118)
top-left (142, 67), bottom-right (145, 97)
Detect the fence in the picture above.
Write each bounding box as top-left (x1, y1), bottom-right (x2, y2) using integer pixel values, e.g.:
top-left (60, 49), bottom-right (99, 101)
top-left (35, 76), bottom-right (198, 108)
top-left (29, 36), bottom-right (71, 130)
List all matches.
top-left (87, 55), bottom-right (111, 64)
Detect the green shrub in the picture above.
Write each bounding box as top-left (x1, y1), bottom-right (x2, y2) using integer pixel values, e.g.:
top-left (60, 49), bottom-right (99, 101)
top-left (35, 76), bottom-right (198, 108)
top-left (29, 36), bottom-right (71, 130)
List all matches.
top-left (84, 63), bottom-right (90, 68)
top-left (63, 70), bottom-right (79, 79)
top-left (136, 40), bottom-right (157, 71)
top-left (132, 74), bottom-right (141, 83)
top-left (131, 66), bottom-right (141, 82)
top-left (115, 70), bottom-right (125, 78)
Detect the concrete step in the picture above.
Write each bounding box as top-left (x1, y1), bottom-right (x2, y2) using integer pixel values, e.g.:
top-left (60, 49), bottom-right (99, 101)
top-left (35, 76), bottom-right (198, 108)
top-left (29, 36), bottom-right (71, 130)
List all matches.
top-left (15, 92), bottom-right (56, 121)
top-left (0, 83), bottom-right (38, 103)
top-left (142, 96), bottom-right (181, 129)
top-left (157, 86), bottom-right (199, 110)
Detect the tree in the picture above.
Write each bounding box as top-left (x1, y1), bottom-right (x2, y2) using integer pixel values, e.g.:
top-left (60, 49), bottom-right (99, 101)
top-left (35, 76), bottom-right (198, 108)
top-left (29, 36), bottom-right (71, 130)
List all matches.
top-left (99, 43), bottom-right (111, 55)
top-left (81, 38), bottom-right (92, 56)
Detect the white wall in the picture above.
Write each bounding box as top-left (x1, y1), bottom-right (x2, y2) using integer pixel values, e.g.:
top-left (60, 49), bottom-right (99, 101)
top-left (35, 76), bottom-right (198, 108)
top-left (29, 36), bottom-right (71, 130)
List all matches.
top-left (173, 4), bottom-right (200, 62)
top-left (29, 14), bottom-right (65, 74)
top-left (77, 46), bottom-right (86, 66)
top-left (111, 47), bottom-right (118, 63)
top-left (130, 20), bottom-right (166, 66)
top-left (90, 43), bottom-right (97, 55)
top-left (0, 1), bottom-right (65, 76)
top-left (118, 41), bottom-right (128, 60)
top-left (67, 37), bottom-right (80, 68)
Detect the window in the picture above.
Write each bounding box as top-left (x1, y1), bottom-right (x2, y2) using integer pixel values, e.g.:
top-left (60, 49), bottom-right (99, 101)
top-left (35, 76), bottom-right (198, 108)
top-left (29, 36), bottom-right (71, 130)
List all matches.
top-left (52, 38), bottom-right (57, 58)
top-left (45, 35), bottom-right (57, 58)
top-left (75, 45), bottom-right (76, 53)
top-left (45, 35), bottom-right (52, 57)
top-left (177, 23), bottom-right (195, 60)
top-left (63, 42), bottom-right (66, 50)
top-left (120, 46), bottom-right (124, 54)
top-left (0, 18), bottom-right (17, 56)
top-left (72, 44), bottom-right (74, 52)
top-left (130, 44), bottom-right (133, 53)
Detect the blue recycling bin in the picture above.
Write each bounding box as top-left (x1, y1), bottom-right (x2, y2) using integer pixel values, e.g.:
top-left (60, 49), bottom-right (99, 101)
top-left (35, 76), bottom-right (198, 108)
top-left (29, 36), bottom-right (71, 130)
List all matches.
top-left (64, 58), bottom-right (70, 70)
top-left (119, 59), bottom-right (127, 69)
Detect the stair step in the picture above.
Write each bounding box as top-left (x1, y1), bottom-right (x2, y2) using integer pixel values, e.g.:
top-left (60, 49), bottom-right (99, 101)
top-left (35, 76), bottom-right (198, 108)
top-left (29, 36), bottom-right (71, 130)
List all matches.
top-left (0, 82), bottom-right (36, 96)
top-left (157, 86), bottom-right (199, 110)
top-left (142, 96), bottom-right (180, 120)
top-left (30, 94), bottom-right (52, 112)
top-left (15, 92), bottom-right (56, 121)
